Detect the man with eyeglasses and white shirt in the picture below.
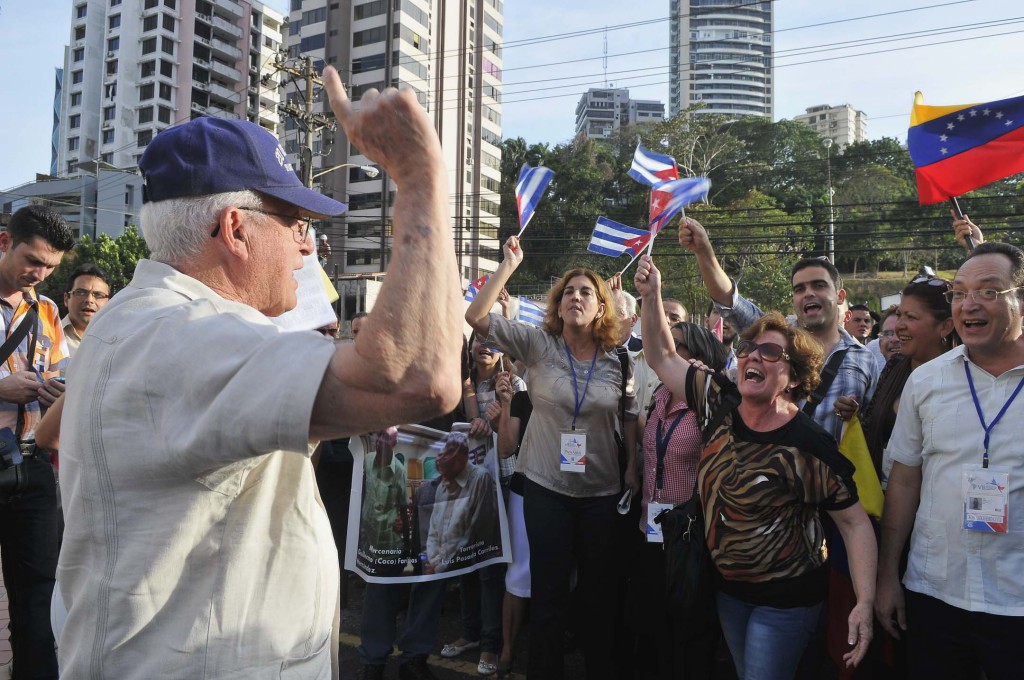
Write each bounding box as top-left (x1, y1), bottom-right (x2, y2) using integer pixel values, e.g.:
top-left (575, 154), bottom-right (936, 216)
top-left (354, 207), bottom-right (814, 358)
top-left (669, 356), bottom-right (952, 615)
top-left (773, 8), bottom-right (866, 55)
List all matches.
top-left (60, 263), bottom-right (111, 357)
top-left (877, 241), bottom-right (1024, 679)
top-left (56, 70), bottom-right (463, 680)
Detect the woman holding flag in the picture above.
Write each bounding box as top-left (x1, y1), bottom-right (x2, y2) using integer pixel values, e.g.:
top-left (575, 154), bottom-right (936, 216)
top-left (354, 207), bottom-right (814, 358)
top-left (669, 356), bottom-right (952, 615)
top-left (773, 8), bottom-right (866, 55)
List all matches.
top-left (466, 236), bottom-right (639, 680)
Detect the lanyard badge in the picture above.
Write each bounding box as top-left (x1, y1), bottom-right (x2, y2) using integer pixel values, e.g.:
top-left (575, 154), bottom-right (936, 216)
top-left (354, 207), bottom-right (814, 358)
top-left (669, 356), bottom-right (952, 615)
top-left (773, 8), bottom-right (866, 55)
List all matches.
top-left (560, 342), bottom-right (598, 474)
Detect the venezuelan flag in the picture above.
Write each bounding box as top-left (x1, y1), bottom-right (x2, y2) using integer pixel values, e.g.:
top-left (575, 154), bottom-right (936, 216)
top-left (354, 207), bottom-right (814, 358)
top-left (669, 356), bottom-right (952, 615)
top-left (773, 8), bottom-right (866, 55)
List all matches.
top-left (908, 91), bottom-right (1024, 204)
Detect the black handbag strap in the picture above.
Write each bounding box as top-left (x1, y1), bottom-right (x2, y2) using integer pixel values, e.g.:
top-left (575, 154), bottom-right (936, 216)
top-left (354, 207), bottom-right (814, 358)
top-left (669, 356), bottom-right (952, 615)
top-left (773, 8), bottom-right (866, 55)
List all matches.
top-left (615, 345), bottom-right (629, 431)
top-left (0, 303), bottom-right (39, 443)
top-left (802, 347), bottom-right (848, 416)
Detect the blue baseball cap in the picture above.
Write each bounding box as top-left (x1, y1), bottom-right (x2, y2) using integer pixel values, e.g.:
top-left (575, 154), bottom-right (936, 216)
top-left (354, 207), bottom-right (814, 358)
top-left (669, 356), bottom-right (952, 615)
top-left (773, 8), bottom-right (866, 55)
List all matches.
top-left (138, 116), bottom-right (347, 217)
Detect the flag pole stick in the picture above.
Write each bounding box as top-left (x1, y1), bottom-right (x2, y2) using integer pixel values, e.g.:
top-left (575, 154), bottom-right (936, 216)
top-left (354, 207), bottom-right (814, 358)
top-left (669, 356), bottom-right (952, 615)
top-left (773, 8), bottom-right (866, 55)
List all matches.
top-left (516, 224), bottom-right (526, 238)
top-left (948, 196), bottom-right (975, 252)
top-left (619, 250), bottom-right (644, 276)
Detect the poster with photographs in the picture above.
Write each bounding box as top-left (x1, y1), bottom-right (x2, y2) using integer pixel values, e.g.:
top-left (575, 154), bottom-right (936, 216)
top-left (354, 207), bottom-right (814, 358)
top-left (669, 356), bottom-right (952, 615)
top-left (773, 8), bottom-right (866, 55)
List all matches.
top-left (345, 423), bottom-right (511, 583)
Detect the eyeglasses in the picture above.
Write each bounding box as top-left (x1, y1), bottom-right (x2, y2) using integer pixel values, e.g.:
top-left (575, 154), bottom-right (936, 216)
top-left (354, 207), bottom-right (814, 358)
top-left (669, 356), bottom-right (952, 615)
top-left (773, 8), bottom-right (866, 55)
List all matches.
top-left (943, 287), bottom-right (1023, 304)
top-left (69, 289), bottom-right (109, 300)
top-left (879, 330), bottom-right (896, 338)
top-left (210, 207), bottom-right (313, 242)
top-left (736, 339), bottom-right (790, 362)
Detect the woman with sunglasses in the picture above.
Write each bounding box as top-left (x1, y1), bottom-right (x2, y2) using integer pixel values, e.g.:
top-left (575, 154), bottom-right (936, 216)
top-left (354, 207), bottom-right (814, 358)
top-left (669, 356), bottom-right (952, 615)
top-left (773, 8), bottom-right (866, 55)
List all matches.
top-left (466, 236), bottom-right (639, 680)
top-left (635, 255), bottom-right (877, 679)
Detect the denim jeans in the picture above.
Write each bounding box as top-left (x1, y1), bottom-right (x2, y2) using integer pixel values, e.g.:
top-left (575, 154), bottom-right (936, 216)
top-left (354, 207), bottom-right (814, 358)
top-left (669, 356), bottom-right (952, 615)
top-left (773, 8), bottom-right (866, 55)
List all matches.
top-left (358, 579), bottom-right (447, 665)
top-left (716, 590), bottom-right (822, 680)
top-left (0, 456), bottom-right (59, 679)
top-left (458, 564), bottom-right (504, 654)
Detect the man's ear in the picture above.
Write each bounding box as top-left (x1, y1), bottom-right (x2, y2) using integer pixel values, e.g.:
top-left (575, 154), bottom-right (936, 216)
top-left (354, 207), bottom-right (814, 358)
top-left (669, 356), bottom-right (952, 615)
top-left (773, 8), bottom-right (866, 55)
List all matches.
top-left (214, 207), bottom-right (251, 261)
top-left (836, 287), bottom-right (847, 306)
top-left (0, 231), bottom-right (11, 256)
top-left (844, 309), bottom-right (852, 324)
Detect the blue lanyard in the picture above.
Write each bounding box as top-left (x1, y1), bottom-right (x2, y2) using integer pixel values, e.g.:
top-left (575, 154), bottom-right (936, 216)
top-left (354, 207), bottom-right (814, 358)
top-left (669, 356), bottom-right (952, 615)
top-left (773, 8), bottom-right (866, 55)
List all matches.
top-left (654, 405), bottom-right (687, 491)
top-left (564, 341), bottom-right (598, 430)
top-left (964, 361), bottom-right (1024, 469)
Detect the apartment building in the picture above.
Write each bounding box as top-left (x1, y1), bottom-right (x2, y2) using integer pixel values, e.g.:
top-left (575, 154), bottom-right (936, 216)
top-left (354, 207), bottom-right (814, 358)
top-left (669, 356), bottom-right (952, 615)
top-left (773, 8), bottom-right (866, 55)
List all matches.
top-left (574, 87), bottom-right (665, 140)
top-left (793, 103), bottom-right (868, 149)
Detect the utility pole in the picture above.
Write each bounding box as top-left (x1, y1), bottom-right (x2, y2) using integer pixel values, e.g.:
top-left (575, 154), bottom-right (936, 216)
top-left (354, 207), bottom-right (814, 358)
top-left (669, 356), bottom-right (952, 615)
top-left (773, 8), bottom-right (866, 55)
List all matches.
top-left (274, 55), bottom-right (335, 188)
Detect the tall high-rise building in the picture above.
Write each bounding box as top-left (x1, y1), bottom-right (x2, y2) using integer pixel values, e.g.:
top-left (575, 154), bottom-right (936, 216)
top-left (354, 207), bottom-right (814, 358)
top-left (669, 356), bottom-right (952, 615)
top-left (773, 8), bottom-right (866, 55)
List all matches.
top-left (283, 0), bottom-right (503, 282)
top-left (669, 0), bottom-right (773, 119)
top-left (56, 0), bottom-right (285, 179)
top-left (574, 87), bottom-right (665, 140)
top-left (793, 104), bottom-right (868, 149)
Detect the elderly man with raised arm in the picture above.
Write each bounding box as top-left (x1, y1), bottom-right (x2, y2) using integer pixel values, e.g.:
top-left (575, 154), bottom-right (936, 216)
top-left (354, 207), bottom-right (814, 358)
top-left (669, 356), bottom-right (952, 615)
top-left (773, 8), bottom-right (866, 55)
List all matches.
top-left (56, 69), bottom-right (462, 679)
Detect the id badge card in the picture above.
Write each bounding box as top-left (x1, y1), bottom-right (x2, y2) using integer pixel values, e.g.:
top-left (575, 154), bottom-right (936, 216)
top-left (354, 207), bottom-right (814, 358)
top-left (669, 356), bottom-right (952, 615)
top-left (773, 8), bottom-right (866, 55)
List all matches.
top-left (962, 464), bottom-right (1010, 534)
top-left (560, 430), bottom-right (587, 473)
top-left (646, 502), bottom-right (673, 543)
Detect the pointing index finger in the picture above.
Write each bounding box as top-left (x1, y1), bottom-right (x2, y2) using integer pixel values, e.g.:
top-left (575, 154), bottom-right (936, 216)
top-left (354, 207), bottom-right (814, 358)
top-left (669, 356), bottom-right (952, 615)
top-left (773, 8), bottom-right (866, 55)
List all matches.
top-left (322, 66), bottom-right (353, 124)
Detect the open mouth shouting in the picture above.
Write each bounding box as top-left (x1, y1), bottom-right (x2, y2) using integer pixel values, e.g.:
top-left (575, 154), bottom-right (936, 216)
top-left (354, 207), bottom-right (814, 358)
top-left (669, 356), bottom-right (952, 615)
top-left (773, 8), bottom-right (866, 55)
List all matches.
top-left (743, 367), bottom-right (766, 383)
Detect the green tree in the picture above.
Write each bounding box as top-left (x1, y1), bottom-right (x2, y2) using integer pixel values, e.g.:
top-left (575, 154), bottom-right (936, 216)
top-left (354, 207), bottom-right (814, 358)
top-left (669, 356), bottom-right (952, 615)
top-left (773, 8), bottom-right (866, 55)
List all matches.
top-left (39, 226), bottom-right (150, 309)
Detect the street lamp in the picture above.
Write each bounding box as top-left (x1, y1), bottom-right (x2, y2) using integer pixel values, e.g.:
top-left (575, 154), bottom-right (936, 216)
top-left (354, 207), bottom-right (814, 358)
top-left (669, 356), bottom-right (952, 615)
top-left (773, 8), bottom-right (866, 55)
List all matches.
top-left (822, 137), bottom-right (835, 264)
top-left (312, 163), bottom-right (379, 180)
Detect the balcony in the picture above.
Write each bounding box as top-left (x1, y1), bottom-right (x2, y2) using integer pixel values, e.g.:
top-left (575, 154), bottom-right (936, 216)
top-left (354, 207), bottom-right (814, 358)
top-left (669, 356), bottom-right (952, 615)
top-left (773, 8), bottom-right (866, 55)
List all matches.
top-left (210, 37), bottom-right (242, 61)
top-left (192, 78), bottom-right (210, 91)
top-left (213, 0), bottom-right (243, 21)
top-left (206, 106), bottom-right (241, 121)
top-left (212, 15), bottom-right (243, 40)
top-left (209, 80), bottom-right (242, 104)
top-left (210, 60), bottom-right (241, 81)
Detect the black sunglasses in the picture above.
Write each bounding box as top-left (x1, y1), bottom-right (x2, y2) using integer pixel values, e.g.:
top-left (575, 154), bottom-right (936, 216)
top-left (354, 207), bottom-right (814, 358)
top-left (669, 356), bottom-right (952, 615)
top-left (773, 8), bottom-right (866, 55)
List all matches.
top-left (908, 274), bottom-right (950, 288)
top-left (736, 339), bottom-right (790, 362)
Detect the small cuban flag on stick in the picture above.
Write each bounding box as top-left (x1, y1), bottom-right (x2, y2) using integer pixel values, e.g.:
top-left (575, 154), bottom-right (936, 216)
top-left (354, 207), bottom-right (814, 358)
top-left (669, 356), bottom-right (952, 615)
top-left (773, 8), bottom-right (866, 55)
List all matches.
top-left (516, 164), bottom-right (555, 237)
top-left (647, 176), bottom-right (711, 233)
top-left (588, 217), bottom-right (653, 275)
top-left (628, 143), bottom-right (679, 187)
top-left (464, 274), bottom-right (489, 303)
top-left (516, 297), bottom-right (546, 327)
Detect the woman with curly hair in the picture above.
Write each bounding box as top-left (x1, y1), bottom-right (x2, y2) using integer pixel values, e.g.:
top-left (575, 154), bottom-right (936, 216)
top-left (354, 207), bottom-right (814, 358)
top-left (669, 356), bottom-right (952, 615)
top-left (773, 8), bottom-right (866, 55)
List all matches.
top-left (466, 236), bottom-right (639, 680)
top-left (635, 255), bottom-right (877, 680)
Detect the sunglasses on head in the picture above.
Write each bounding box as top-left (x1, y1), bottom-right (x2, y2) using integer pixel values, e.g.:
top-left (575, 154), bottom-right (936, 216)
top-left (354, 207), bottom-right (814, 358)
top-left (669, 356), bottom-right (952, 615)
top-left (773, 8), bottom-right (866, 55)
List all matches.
top-left (908, 274), bottom-right (950, 288)
top-left (735, 339), bottom-right (790, 362)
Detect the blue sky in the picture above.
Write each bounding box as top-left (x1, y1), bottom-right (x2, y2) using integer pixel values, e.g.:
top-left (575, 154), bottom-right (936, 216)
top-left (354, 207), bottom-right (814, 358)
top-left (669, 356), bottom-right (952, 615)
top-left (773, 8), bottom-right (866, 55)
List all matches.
top-left (2, 0), bottom-right (1022, 191)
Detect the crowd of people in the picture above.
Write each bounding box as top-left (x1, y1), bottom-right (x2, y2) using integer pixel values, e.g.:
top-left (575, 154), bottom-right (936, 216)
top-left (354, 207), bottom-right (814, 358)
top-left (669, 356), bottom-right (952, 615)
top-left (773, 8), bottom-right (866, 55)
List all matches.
top-left (0, 69), bottom-right (1020, 680)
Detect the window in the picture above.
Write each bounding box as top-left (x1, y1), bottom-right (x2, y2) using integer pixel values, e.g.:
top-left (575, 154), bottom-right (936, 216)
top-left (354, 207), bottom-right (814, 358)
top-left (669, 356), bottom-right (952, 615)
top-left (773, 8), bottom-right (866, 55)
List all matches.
top-left (102, 129), bottom-right (115, 144)
top-left (160, 60), bottom-right (173, 77)
top-left (75, 4), bottom-right (87, 19)
top-left (483, 14), bottom-right (502, 36)
top-left (142, 38), bottom-right (157, 54)
top-left (106, 60), bottom-right (118, 75)
top-left (104, 105), bottom-right (116, 121)
top-left (74, 26), bottom-right (86, 40)
top-left (159, 83), bottom-right (172, 100)
top-left (138, 130), bottom-right (154, 147)
top-left (68, 137), bottom-right (80, 152)
top-left (67, 160), bottom-right (78, 174)
top-left (161, 37), bottom-right (174, 55)
top-left (138, 106), bottom-right (154, 123)
top-left (353, 26), bottom-right (386, 47)
top-left (110, 0), bottom-right (121, 5)
top-left (73, 48), bottom-right (84, 62)
top-left (72, 70), bottom-right (83, 84)
top-left (144, 0), bottom-right (157, 8)
top-left (347, 249), bottom-right (381, 266)
top-left (354, 0), bottom-right (387, 20)
top-left (105, 82), bottom-right (117, 98)
top-left (109, 14), bottom-right (121, 29)
top-left (70, 92), bottom-right (82, 106)
top-left (108, 37), bottom-right (119, 51)
top-left (163, 14), bottom-right (175, 31)
top-left (164, 0), bottom-right (176, 8)
top-left (140, 83), bottom-right (154, 100)
top-left (141, 61), bottom-right (156, 77)
top-left (69, 114), bottom-right (81, 129)
top-left (291, 0), bottom-right (302, 10)
top-left (300, 33), bottom-right (325, 52)
top-left (143, 14), bottom-right (157, 31)
top-left (302, 7), bottom-right (326, 24)
top-left (158, 106), bottom-right (171, 123)
top-left (100, 153), bottom-right (114, 164)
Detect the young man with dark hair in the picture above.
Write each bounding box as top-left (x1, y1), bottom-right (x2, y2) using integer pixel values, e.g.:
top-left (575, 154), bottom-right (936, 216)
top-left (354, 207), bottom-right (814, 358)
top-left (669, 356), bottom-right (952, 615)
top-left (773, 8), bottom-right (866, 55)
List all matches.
top-left (62, 262), bottom-right (111, 356)
top-left (844, 303), bottom-right (877, 345)
top-left (0, 204), bottom-right (74, 679)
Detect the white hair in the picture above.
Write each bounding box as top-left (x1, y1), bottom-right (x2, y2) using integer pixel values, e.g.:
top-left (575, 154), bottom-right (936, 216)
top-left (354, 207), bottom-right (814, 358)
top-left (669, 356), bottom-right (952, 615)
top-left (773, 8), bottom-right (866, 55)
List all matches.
top-left (139, 190), bottom-right (262, 265)
top-left (613, 289), bottom-right (637, 317)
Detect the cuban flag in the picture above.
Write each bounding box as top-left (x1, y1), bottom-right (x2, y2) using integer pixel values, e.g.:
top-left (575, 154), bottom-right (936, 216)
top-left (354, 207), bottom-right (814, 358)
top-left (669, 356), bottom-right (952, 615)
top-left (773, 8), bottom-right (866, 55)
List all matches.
top-left (628, 143), bottom-right (678, 187)
top-left (517, 298), bottom-right (546, 327)
top-left (588, 217), bottom-right (652, 258)
top-left (516, 164), bottom-right (555, 234)
top-left (464, 274), bottom-right (489, 302)
top-left (648, 177), bottom-right (711, 232)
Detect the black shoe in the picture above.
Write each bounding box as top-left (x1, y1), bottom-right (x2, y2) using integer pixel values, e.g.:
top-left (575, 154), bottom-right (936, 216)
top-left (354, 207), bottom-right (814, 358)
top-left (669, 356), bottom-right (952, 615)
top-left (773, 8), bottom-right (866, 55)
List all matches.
top-left (398, 656), bottom-right (438, 680)
top-left (360, 664), bottom-right (386, 680)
